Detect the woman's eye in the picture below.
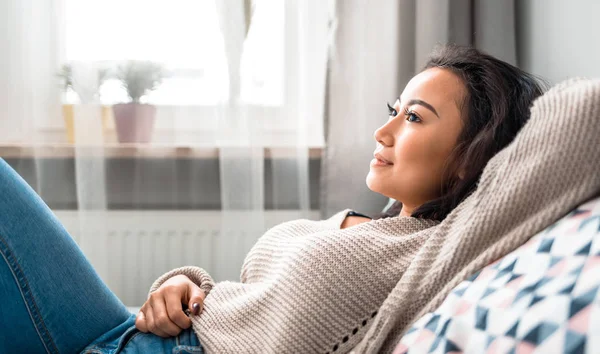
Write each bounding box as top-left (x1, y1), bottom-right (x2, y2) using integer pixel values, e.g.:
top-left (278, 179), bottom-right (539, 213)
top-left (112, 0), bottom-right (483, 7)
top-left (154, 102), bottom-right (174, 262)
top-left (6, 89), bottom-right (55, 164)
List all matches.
top-left (387, 103), bottom-right (397, 117)
top-left (405, 111), bottom-right (422, 123)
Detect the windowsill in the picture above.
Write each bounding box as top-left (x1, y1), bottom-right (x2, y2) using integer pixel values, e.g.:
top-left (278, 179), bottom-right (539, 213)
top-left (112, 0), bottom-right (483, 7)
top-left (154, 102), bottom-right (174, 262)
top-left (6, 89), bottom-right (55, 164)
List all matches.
top-left (0, 142), bottom-right (324, 159)
top-left (3, 144), bottom-right (324, 211)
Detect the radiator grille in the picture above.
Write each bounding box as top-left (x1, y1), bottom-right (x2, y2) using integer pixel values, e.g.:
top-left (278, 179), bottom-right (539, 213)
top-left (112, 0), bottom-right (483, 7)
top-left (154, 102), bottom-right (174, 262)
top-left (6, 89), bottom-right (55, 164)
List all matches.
top-left (55, 210), bottom-right (318, 306)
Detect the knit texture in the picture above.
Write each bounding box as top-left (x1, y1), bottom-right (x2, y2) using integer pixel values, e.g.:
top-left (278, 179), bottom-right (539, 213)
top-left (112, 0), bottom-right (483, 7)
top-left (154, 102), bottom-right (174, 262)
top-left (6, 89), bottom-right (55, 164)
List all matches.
top-left (149, 266), bottom-right (215, 297)
top-left (148, 78), bottom-right (600, 354)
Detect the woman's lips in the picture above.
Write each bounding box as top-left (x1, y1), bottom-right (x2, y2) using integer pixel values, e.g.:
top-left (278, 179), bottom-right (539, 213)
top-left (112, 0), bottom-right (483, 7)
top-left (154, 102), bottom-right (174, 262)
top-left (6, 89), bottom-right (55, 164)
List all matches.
top-left (371, 158), bottom-right (392, 167)
top-left (371, 153), bottom-right (393, 167)
top-left (373, 153), bottom-right (393, 165)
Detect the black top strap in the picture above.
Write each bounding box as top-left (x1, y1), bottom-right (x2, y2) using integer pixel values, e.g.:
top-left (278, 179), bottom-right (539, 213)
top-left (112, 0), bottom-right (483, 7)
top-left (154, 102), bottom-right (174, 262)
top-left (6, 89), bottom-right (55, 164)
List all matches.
top-left (347, 210), bottom-right (372, 219)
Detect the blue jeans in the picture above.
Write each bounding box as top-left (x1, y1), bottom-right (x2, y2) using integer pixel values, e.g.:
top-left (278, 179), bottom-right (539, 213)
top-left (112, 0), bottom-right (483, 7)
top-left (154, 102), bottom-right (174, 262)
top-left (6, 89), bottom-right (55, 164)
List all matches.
top-left (0, 159), bottom-right (204, 354)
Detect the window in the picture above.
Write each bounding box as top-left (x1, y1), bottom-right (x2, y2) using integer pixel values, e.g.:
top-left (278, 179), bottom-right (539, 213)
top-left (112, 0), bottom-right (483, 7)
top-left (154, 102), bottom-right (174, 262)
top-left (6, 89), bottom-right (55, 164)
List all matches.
top-left (58, 0), bottom-right (326, 147)
top-left (65, 0), bottom-right (231, 105)
top-left (64, 0), bottom-right (287, 107)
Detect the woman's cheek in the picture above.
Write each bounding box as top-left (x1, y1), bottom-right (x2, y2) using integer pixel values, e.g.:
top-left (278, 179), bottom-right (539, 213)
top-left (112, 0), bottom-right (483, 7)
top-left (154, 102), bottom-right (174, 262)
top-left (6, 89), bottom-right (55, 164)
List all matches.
top-left (395, 130), bottom-right (446, 187)
top-left (394, 130), bottom-right (431, 164)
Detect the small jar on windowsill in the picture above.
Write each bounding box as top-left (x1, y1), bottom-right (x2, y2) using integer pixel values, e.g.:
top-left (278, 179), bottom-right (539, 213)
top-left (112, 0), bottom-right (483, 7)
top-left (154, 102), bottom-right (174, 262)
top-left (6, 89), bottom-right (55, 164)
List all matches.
top-left (62, 104), bottom-right (112, 144)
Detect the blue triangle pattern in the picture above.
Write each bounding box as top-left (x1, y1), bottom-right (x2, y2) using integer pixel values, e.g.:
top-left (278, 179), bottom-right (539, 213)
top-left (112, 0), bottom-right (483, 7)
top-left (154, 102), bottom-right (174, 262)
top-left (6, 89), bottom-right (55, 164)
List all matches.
top-left (514, 282), bottom-right (540, 303)
top-left (549, 256), bottom-right (563, 268)
top-left (437, 318), bottom-right (451, 336)
top-left (536, 276), bottom-right (553, 289)
top-left (481, 287), bottom-right (495, 300)
top-left (564, 329), bottom-right (586, 353)
top-left (425, 314), bottom-right (441, 332)
top-left (500, 259), bottom-right (517, 272)
top-left (538, 323), bottom-right (560, 344)
top-left (475, 306), bottom-right (488, 331)
top-left (570, 208), bottom-right (589, 217)
top-left (444, 339), bottom-right (461, 353)
top-left (452, 286), bottom-right (467, 297)
top-left (559, 282), bottom-right (576, 295)
top-left (428, 335), bottom-right (443, 352)
top-left (568, 265), bottom-right (585, 276)
top-left (569, 286), bottom-right (598, 317)
top-left (505, 321), bottom-right (519, 338)
top-left (485, 334), bottom-right (495, 349)
top-left (529, 294), bottom-right (546, 307)
top-left (523, 322), bottom-right (559, 344)
top-left (494, 268), bottom-right (512, 282)
top-left (507, 273), bottom-right (521, 283)
top-left (537, 238), bottom-right (554, 253)
top-left (575, 242), bottom-right (592, 256)
top-left (579, 215), bottom-right (599, 231)
top-left (514, 290), bottom-right (533, 304)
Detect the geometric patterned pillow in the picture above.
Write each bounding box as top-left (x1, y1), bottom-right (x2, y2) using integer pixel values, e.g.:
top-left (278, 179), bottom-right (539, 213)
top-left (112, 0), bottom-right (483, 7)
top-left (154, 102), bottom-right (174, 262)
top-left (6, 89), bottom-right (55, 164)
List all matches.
top-left (394, 195), bottom-right (600, 354)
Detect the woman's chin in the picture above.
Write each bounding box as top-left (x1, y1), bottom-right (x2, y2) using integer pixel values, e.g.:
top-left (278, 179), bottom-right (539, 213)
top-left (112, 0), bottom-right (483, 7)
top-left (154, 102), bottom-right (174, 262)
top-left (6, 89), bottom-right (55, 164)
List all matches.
top-left (365, 172), bottom-right (382, 193)
top-left (366, 170), bottom-right (398, 198)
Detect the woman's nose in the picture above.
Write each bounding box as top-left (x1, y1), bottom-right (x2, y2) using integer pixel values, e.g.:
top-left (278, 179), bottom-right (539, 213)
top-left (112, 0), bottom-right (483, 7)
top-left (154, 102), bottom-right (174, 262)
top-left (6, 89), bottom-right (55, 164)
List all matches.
top-left (374, 121), bottom-right (394, 147)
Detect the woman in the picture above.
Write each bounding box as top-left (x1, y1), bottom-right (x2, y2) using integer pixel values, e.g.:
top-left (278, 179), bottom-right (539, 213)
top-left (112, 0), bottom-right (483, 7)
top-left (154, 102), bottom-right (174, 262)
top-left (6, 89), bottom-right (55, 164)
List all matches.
top-left (0, 45), bottom-right (546, 353)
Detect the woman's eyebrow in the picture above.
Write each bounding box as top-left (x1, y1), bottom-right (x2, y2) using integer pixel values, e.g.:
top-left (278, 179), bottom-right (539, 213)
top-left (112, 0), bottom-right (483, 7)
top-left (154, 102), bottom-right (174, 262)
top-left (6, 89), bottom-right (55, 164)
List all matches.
top-left (398, 97), bottom-right (440, 118)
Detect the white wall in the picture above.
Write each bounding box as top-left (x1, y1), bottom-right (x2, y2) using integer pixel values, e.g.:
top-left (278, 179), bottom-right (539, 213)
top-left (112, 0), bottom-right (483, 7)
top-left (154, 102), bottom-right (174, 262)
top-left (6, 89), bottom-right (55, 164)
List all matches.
top-left (517, 0), bottom-right (600, 84)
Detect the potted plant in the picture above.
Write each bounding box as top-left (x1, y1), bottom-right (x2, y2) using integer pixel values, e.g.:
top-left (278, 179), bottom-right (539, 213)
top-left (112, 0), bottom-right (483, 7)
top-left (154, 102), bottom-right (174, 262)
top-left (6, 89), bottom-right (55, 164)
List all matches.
top-left (112, 61), bottom-right (165, 143)
top-left (57, 63), bottom-right (110, 143)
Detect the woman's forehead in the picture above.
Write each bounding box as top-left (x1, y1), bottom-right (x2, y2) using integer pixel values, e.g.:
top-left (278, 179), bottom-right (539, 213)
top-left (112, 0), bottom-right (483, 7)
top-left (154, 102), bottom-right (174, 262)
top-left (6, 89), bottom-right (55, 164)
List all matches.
top-left (399, 68), bottom-right (466, 114)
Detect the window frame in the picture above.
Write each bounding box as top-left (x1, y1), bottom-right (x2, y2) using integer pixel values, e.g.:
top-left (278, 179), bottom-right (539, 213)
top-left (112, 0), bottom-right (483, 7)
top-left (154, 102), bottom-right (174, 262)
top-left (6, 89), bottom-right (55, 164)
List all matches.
top-left (43, 0), bottom-right (328, 148)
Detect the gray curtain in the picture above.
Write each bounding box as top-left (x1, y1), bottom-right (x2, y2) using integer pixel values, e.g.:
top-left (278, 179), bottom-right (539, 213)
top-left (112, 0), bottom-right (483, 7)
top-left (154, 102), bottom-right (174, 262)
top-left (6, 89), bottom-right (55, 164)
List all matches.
top-left (321, 0), bottom-right (516, 218)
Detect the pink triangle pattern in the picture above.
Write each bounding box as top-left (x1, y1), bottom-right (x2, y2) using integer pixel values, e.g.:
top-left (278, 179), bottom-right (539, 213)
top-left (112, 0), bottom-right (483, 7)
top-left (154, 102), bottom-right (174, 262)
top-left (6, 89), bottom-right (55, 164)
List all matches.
top-left (487, 336), bottom-right (515, 354)
top-left (583, 256), bottom-right (600, 274)
top-left (392, 343), bottom-right (409, 354)
top-left (497, 291), bottom-right (516, 309)
top-left (454, 299), bottom-right (473, 316)
top-left (506, 275), bottom-right (525, 290)
top-left (568, 304), bottom-right (592, 333)
top-left (515, 341), bottom-right (535, 354)
top-left (414, 328), bottom-right (435, 346)
top-left (546, 259), bottom-right (568, 277)
top-left (475, 267), bottom-right (498, 282)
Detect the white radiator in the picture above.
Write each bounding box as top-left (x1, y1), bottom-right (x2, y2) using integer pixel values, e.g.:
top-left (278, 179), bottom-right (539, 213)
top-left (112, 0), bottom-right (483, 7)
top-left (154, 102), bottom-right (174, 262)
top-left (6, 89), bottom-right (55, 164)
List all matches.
top-left (54, 210), bottom-right (319, 306)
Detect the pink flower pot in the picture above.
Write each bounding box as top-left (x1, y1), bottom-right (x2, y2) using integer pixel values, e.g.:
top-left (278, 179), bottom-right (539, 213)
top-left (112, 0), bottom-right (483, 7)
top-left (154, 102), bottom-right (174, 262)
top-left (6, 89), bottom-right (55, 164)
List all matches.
top-left (112, 103), bottom-right (157, 143)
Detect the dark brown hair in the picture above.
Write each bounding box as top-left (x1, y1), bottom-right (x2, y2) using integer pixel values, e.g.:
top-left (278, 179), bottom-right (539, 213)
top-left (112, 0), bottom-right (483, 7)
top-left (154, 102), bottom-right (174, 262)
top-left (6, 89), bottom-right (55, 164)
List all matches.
top-left (377, 44), bottom-right (547, 221)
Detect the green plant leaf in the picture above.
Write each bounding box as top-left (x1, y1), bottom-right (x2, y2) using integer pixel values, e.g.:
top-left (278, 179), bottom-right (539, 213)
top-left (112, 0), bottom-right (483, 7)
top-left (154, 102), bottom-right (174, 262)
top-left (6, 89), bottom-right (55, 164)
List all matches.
top-left (117, 60), bottom-right (166, 103)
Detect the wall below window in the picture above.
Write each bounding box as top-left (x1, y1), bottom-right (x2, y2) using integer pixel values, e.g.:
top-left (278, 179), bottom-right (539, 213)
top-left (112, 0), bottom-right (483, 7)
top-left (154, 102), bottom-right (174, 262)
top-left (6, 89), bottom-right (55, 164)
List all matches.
top-left (517, 0), bottom-right (600, 83)
top-left (56, 209), bottom-right (321, 305)
top-left (5, 157), bottom-right (321, 210)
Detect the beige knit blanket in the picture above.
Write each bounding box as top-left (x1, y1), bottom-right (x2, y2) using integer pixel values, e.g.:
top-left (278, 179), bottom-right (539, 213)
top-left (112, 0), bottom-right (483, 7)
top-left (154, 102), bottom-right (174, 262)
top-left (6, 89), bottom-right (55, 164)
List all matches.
top-left (149, 78), bottom-right (600, 354)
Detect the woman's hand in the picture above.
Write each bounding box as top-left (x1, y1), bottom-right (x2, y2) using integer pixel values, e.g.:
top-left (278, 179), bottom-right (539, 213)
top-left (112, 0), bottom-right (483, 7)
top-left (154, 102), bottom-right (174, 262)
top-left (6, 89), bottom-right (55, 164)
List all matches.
top-left (135, 274), bottom-right (206, 337)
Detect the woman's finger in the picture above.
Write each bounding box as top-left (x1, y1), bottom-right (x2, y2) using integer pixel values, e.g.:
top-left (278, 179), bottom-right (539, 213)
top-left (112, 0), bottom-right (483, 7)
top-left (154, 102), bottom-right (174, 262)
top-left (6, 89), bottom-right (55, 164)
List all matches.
top-left (135, 310), bottom-right (148, 332)
top-left (164, 291), bottom-right (192, 329)
top-left (144, 301), bottom-right (170, 338)
top-left (150, 293), bottom-right (182, 337)
top-left (187, 286), bottom-right (206, 316)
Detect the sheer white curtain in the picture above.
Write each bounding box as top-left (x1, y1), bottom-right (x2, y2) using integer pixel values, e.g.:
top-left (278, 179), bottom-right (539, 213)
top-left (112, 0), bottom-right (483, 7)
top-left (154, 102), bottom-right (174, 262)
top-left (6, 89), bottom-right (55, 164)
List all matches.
top-left (0, 0), bottom-right (332, 305)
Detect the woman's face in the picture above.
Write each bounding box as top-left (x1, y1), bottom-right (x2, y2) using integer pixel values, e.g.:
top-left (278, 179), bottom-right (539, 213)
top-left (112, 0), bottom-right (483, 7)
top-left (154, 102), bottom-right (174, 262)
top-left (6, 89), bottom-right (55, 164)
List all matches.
top-left (366, 67), bottom-right (466, 216)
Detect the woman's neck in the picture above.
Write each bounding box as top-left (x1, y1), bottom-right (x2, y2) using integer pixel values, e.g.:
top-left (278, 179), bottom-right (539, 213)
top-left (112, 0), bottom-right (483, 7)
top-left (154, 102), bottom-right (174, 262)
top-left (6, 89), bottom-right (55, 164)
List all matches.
top-left (399, 205), bottom-right (414, 217)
